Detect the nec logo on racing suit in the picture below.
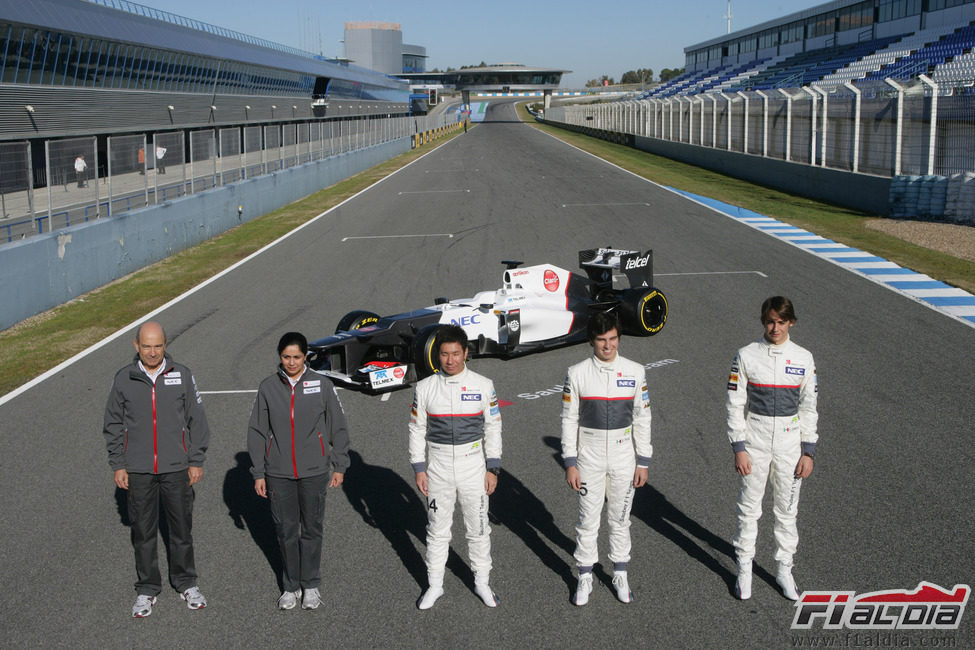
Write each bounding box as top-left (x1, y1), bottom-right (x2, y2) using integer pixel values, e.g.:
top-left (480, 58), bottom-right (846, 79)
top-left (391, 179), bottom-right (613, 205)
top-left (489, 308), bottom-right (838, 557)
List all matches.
top-left (785, 366), bottom-right (806, 376)
top-left (450, 314), bottom-right (481, 326)
top-left (625, 254), bottom-right (650, 270)
top-left (617, 379), bottom-right (636, 388)
top-left (791, 582), bottom-right (970, 630)
top-left (461, 393), bottom-right (481, 401)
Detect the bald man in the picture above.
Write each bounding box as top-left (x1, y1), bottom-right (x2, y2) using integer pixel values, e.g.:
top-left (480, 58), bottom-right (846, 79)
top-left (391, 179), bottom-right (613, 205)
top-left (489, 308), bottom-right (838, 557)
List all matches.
top-left (104, 321), bottom-right (211, 617)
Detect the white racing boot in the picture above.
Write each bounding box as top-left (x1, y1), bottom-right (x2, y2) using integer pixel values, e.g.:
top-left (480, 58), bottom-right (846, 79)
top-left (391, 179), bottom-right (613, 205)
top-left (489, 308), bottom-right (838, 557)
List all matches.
top-left (574, 572), bottom-right (594, 606)
top-left (417, 585), bottom-right (444, 610)
top-left (612, 571), bottom-right (633, 604)
top-left (474, 581), bottom-right (499, 607)
top-left (776, 562), bottom-right (800, 601)
top-left (735, 561), bottom-right (752, 600)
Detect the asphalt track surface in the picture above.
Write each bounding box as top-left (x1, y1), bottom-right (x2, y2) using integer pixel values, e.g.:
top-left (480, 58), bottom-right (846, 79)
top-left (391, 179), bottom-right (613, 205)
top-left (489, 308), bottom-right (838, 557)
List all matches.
top-left (2, 101), bottom-right (973, 648)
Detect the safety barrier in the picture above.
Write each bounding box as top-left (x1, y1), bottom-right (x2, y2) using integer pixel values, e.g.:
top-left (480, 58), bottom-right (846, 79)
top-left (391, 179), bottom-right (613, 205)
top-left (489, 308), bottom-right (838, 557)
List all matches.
top-left (411, 119), bottom-right (468, 149)
top-left (890, 173), bottom-right (975, 224)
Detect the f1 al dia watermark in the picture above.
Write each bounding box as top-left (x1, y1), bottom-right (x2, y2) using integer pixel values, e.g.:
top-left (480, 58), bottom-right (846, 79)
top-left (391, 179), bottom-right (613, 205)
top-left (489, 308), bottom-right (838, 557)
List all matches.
top-left (792, 582), bottom-right (970, 630)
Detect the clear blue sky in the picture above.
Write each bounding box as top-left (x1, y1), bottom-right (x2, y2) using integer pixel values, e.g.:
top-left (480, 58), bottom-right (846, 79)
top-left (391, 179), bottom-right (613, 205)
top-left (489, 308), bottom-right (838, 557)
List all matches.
top-left (151, 0), bottom-right (819, 87)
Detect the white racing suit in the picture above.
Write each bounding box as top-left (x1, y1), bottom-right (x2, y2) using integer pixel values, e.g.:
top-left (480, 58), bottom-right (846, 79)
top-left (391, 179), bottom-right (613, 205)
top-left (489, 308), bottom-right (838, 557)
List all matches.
top-left (561, 355), bottom-right (652, 569)
top-left (727, 337), bottom-right (817, 565)
top-left (409, 367), bottom-right (502, 587)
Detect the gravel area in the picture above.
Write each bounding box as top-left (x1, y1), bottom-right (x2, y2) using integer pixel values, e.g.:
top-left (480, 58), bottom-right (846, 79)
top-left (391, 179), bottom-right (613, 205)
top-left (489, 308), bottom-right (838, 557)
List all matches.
top-left (865, 218), bottom-right (975, 263)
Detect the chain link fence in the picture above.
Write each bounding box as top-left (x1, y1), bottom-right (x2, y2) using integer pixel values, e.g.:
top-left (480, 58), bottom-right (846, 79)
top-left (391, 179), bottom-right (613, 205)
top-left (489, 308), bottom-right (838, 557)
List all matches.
top-left (545, 76), bottom-right (975, 180)
top-left (152, 131), bottom-right (185, 203)
top-left (220, 128), bottom-right (242, 186)
top-left (0, 142), bottom-right (33, 239)
top-left (1, 113), bottom-right (457, 241)
top-left (107, 134), bottom-right (148, 215)
top-left (45, 136), bottom-right (98, 233)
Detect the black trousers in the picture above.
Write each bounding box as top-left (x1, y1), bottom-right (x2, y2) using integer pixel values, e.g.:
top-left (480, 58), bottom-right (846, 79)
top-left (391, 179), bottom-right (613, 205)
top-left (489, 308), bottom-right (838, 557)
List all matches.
top-left (267, 473), bottom-right (329, 591)
top-left (127, 471), bottom-right (198, 595)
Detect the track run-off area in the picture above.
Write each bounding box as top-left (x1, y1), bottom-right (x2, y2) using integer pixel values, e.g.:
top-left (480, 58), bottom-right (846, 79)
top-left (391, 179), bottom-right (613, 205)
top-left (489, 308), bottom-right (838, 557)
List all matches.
top-left (1, 101), bottom-right (972, 648)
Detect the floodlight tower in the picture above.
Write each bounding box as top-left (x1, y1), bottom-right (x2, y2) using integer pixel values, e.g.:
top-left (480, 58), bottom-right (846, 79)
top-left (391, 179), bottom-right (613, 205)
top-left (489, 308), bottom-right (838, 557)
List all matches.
top-left (725, 0), bottom-right (732, 34)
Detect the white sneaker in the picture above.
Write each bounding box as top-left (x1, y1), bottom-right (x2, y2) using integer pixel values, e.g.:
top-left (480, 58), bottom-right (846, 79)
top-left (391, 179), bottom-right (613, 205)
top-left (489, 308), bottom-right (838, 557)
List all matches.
top-left (776, 563), bottom-right (800, 601)
top-left (180, 586), bottom-right (207, 610)
top-left (736, 561), bottom-right (753, 600)
top-left (474, 583), bottom-right (499, 607)
top-left (416, 586), bottom-right (444, 610)
top-left (574, 573), bottom-right (593, 606)
top-left (301, 587), bottom-right (321, 610)
top-left (131, 594), bottom-right (157, 618)
top-left (277, 589), bottom-right (302, 610)
top-left (612, 571), bottom-right (633, 604)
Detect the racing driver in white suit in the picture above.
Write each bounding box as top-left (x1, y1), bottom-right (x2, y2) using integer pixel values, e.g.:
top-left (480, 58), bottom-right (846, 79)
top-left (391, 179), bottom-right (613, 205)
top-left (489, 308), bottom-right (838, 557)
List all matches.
top-left (561, 312), bottom-right (652, 606)
top-left (409, 324), bottom-right (502, 610)
top-left (727, 296), bottom-right (818, 601)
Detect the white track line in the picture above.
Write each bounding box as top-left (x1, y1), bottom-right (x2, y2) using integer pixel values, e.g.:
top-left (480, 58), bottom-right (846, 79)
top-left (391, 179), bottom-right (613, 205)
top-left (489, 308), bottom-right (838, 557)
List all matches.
top-left (342, 234), bottom-right (453, 241)
top-left (657, 271), bottom-right (768, 277)
top-left (561, 202), bottom-right (650, 207)
top-left (397, 189), bottom-right (470, 195)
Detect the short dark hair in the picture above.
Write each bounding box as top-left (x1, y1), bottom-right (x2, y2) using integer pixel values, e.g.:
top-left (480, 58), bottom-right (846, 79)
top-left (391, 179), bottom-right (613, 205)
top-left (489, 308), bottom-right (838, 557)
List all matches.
top-left (761, 296), bottom-right (797, 323)
top-left (434, 324), bottom-right (468, 354)
top-left (277, 331), bottom-right (308, 355)
top-left (587, 311), bottom-right (620, 342)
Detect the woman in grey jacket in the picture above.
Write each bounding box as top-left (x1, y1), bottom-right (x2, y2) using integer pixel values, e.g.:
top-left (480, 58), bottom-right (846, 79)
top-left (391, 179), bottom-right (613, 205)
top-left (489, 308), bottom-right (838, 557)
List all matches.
top-left (248, 332), bottom-right (350, 610)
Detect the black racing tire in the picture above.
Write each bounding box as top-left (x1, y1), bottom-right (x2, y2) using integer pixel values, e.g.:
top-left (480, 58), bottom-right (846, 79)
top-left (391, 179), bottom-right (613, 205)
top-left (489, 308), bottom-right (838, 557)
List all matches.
top-left (411, 324), bottom-right (444, 380)
top-left (619, 288), bottom-right (668, 336)
top-left (335, 310), bottom-right (380, 334)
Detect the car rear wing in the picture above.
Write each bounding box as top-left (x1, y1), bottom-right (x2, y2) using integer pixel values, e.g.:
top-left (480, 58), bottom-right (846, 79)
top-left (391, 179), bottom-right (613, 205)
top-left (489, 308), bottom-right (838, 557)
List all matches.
top-left (578, 247), bottom-right (653, 289)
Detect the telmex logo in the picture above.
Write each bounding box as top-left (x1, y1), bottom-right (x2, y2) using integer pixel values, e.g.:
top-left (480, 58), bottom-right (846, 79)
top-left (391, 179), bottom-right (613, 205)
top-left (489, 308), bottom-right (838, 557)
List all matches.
top-left (625, 254), bottom-right (650, 270)
top-left (791, 582), bottom-right (970, 630)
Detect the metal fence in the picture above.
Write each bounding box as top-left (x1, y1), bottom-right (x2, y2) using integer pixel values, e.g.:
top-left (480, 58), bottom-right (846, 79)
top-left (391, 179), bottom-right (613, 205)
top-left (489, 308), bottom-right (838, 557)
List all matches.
top-left (1, 113), bottom-right (456, 242)
top-left (543, 75), bottom-right (975, 180)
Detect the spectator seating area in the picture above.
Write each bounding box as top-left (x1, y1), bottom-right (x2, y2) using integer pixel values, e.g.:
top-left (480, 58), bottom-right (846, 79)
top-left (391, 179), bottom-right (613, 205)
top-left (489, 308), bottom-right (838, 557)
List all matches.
top-left (642, 21), bottom-right (975, 98)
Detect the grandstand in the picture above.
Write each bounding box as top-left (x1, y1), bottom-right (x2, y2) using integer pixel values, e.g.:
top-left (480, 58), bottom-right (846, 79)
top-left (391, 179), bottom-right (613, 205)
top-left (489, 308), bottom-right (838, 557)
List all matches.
top-left (542, 0), bottom-right (975, 223)
top-left (645, 22), bottom-right (975, 98)
top-left (0, 0), bottom-right (424, 240)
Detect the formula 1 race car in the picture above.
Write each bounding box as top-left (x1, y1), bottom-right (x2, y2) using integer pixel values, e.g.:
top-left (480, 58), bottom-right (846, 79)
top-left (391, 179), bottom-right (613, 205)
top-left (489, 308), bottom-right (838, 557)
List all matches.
top-left (306, 247), bottom-right (668, 392)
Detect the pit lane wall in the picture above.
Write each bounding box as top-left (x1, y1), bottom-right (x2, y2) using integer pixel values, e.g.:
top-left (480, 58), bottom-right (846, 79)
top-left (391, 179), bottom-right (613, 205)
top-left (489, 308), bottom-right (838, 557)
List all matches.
top-left (540, 119), bottom-right (891, 217)
top-left (0, 138), bottom-right (410, 332)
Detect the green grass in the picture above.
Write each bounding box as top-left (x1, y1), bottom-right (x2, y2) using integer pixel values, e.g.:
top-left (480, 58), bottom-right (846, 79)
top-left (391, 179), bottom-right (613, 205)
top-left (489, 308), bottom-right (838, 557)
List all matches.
top-left (518, 102), bottom-right (975, 296)
top-left (0, 130), bottom-right (465, 397)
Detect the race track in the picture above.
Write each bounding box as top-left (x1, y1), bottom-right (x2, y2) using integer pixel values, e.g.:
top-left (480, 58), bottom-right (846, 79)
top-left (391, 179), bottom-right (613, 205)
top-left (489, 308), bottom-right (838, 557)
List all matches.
top-left (2, 101), bottom-right (972, 648)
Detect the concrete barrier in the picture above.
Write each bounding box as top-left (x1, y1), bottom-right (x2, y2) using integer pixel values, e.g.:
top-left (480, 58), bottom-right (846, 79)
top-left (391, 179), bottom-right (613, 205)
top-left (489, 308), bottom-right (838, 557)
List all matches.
top-left (544, 120), bottom-right (891, 217)
top-left (0, 138), bottom-right (410, 331)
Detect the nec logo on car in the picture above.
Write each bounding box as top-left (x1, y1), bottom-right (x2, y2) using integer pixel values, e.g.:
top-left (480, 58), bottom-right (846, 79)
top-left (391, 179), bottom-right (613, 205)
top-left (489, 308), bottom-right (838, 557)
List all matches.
top-left (451, 314), bottom-right (481, 326)
top-left (785, 366), bottom-right (805, 376)
top-left (625, 254), bottom-right (650, 270)
top-left (461, 393), bottom-right (481, 401)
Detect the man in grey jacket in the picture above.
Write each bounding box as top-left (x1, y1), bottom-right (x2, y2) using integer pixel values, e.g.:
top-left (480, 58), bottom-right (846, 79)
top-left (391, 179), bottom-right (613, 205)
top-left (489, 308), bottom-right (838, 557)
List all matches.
top-left (103, 321), bottom-right (210, 618)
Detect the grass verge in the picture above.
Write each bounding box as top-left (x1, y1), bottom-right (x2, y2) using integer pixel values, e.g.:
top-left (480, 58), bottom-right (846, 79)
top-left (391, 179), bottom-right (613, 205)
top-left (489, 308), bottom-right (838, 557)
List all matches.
top-left (517, 103), bottom-right (975, 295)
top-left (0, 131), bottom-right (464, 397)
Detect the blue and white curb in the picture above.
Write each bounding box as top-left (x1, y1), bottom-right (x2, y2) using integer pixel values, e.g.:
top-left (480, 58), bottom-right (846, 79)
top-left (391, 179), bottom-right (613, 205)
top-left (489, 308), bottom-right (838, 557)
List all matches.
top-left (671, 190), bottom-right (975, 328)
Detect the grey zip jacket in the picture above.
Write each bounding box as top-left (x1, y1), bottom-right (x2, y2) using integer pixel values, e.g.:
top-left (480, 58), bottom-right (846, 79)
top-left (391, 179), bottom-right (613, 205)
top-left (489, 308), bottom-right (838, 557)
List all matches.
top-left (103, 353), bottom-right (210, 474)
top-left (248, 366), bottom-right (350, 480)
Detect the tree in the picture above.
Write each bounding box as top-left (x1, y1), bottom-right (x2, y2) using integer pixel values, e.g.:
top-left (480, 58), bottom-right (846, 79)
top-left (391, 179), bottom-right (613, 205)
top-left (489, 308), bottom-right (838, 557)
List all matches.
top-left (620, 68), bottom-right (654, 85)
top-left (658, 67), bottom-right (685, 83)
